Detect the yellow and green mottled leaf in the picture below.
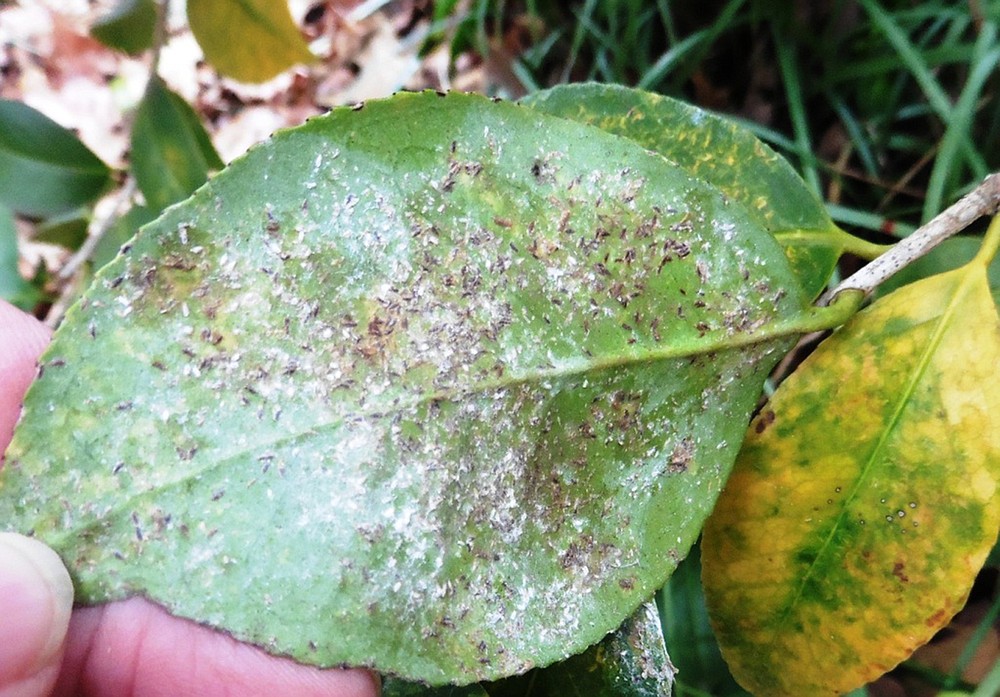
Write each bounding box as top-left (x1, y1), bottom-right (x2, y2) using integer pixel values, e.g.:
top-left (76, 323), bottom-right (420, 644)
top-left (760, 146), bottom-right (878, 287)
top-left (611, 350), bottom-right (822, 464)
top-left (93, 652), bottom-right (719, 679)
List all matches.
top-left (187, 0), bottom-right (314, 83)
top-left (701, 234), bottom-right (1000, 697)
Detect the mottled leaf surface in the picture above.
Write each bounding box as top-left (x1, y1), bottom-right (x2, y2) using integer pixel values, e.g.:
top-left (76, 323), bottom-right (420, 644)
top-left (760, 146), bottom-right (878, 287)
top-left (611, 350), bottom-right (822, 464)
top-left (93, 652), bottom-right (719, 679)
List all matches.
top-left (702, 252), bottom-right (1000, 696)
top-left (382, 681), bottom-right (491, 697)
top-left (0, 99), bottom-right (111, 218)
top-left (521, 83), bottom-right (848, 299)
top-left (131, 76), bottom-right (224, 213)
top-left (187, 0), bottom-right (315, 83)
top-left (490, 601), bottom-right (674, 697)
top-left (387, 602), bottom-right (673, 697)
top-left (3, 92), bottom-right (803, 684)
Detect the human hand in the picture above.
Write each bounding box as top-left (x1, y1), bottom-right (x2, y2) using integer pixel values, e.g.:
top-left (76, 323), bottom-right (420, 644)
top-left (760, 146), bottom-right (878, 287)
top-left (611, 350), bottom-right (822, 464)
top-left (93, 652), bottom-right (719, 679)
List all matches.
top-left (0, 300), bottom-right (380, 697)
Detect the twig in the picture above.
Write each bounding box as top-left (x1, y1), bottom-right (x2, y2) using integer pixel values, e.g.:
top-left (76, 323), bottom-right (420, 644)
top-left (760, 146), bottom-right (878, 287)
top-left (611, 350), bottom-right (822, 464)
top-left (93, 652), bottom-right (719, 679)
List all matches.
top-left (56, 177), bottom-right (137, 282)
top-left (824, 172), bottom-right (1000, 303)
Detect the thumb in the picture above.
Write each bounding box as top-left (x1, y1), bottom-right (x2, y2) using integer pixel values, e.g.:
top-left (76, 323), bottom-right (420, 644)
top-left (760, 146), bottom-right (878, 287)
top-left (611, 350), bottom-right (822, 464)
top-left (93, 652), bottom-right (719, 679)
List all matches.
top-left (0, 533), bottom-right (73, 697)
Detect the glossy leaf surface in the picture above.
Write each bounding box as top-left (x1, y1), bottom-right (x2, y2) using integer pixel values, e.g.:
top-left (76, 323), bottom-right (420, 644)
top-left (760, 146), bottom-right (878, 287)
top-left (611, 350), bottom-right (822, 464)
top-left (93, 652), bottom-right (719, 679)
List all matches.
top-left (702, 254), bottom-right (1000, 696)
top-left (4, 92), bottom-right (803, 684)
top-left (91, 0), bottom-right (157, 55)
top-left (521, 83), bottom-right (848, 299)
top-left (0, 99), bottom-right (111, 218)
top-left (187, 0), bottom-right (315, 83)
top-left (131, 76), bottom-right (224, 213)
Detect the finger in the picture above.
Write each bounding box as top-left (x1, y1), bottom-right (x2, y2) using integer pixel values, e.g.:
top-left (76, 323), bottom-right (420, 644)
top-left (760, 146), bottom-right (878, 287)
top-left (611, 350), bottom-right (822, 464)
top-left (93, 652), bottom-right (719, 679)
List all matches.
top-left (54, 597), bottom-right (380, 697)
top-left (0, 533), bottom-right (74, 697)
top-left (0, 300), bottom-right (51, 455)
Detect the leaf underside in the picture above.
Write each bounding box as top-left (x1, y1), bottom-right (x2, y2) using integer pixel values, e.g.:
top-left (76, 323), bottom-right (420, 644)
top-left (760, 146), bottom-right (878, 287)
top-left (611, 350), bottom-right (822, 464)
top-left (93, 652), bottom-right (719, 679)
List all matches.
top-left (702, 262), bottom-right (1000, 696)
top-left (4, 91), bottom-right (803, 684)
top-left (385, 600), bottom-right (674, 697)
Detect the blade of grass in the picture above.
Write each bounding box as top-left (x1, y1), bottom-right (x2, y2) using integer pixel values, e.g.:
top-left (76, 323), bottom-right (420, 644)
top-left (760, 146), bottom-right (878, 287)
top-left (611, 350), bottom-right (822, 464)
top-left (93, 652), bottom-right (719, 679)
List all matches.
top-left (773, 22), bottom-right (821, 196)
top-left (973, 658), bottom-right (1000, 697)
top-left (826, 91), bottom-right (880, 177)
top-left (559, 0), bottom-right (600, 82)
top-left (826, 203), bottom-right (916, 238)
top-left (943, 587), bottom-right (1000, 690)
top-left (858, 0), bottom-right (989, 192)
top-left (924, 35), bottom-right (1000, 220)
top-left (641, 0), bottom-right (746, 89)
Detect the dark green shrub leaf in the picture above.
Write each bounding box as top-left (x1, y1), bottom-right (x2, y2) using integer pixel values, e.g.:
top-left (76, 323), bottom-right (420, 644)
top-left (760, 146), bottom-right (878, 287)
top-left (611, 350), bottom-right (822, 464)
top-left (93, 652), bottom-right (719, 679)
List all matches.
top-left (34, 210), bottom-right (89, 250)
top-left (521, 83), bottom-right (849, 299)
top-left (91, 0), bottom-right (157, 55)
top-left (131, 76), bottom-right (224, 213)
top-left (187, 0), bottom-right (315, 83)
top-left (3, 92), bottom-right (805, 684)
top-left (0, 205), bottom-right (42, 310)
top-left (0, 100), bottom-right (111, 218)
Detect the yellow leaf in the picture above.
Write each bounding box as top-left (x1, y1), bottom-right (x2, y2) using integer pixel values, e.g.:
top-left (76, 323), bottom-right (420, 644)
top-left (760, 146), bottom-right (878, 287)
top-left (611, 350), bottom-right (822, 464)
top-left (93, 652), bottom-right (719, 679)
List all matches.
top-left (187, 0), bottom-right (315, 83)
top-left (701, 240), bottom-right (1000, 696)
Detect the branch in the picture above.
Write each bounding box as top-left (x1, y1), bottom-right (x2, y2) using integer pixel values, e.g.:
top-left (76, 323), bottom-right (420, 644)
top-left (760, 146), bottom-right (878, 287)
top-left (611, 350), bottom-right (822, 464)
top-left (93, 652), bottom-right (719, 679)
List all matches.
top-left (824, 172), bottom-right (1000, 303)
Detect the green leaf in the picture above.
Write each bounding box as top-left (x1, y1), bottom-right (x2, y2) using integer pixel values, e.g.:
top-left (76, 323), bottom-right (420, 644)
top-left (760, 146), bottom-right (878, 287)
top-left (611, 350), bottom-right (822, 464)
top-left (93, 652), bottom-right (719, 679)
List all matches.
top-left (34, 210), bottom-right (89, 250)
top-left (520, 83), bottom-right (850, 300)
top-left (382, 681), bottom-right (491, 697)
top-left (131, 76), bottom-right (224, 213)
top-left (3, 92), bottom-right (806, 684)
top-left (493, 601), bottom-right (674, 697)
top-left (91, 0), bottom-right (157, 55)
top-left (702, 250), bottom-right (1000, 696)
top-left (187, 0), bottom-right (315, 83)
top-left (0, 205), bottom-right (42, 310)
top-left (389, 602), bottom-right (674, 697)
top-left (0, 100), bottom-right (111, 218)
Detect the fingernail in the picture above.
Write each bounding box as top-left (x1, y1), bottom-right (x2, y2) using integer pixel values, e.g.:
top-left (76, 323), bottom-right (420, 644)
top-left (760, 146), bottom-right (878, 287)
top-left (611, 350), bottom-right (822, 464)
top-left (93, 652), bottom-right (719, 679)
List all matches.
top-left (0, 533), bottom-right (73, 690)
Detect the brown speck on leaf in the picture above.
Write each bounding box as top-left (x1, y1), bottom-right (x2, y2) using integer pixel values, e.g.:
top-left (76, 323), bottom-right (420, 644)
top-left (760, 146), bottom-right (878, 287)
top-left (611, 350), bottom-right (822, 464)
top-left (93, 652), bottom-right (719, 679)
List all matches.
top-left (755, 409), bottom-right (776, 434)
top-left (893, 561), bottom-right (909, 583)
top-left (668, 437), bottom-right (694, 473)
